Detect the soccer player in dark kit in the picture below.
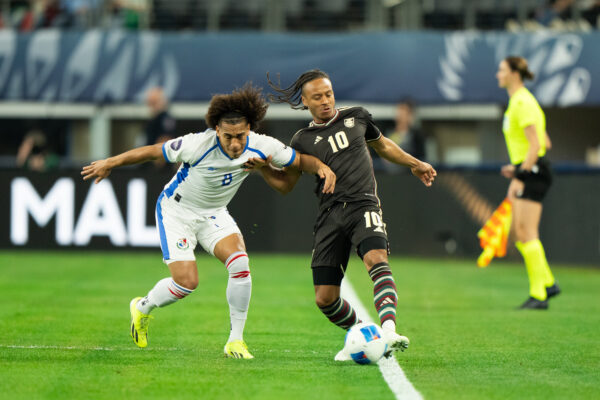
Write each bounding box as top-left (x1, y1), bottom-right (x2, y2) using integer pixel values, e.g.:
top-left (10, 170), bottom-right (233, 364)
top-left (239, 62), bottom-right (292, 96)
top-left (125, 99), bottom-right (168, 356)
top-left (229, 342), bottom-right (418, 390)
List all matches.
top-left (245, 69), bottom-right (437, 361)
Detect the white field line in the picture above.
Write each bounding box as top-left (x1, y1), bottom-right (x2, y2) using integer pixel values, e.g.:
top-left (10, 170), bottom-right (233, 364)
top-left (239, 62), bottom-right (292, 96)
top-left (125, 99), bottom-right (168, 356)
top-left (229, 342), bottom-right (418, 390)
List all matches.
top-left (0, 344), bottom-right (320, 354)
top-left (0, 344), bottom-right (180, 352)
top-left (341, 278), bottom-right (424, 400)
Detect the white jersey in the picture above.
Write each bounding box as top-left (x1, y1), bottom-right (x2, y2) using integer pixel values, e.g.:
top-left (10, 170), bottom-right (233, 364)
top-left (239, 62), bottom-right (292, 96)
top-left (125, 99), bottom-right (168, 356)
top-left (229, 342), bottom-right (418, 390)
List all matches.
top-left (160, 129), bottom-right (296, 211)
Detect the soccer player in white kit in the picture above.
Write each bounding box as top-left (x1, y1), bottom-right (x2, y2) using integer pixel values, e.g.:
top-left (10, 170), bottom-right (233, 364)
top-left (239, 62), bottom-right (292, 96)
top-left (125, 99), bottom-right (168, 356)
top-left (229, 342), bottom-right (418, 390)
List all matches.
top-left (82, 84), bottom-right (336, 359)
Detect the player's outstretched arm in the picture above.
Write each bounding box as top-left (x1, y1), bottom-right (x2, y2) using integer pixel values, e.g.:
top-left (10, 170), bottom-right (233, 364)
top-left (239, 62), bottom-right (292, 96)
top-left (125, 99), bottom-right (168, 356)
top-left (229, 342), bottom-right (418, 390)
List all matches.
top-left (369, 135), bottom-right (436, 187)
top-left (244, 153), bottom-right (335, 195)
top-left (81, 143), bottom-right (164, 184)
top-left (296, 153), bottom-right (336, 194)
top-left (245, 155), bottom-right (301, 195)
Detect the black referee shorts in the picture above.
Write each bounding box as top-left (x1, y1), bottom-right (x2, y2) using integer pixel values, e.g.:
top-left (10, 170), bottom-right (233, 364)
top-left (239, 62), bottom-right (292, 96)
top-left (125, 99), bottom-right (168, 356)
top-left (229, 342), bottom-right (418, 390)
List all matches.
top-left (515, 157), bottom-right (553, 203)
top-left (311, 201), bottom-right (389, 286)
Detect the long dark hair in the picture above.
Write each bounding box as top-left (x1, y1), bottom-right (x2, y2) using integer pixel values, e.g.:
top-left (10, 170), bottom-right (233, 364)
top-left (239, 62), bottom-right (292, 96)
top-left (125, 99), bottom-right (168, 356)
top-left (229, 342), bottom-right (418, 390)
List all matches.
top-left (205, 83), bottom-right (268, 130)
top-left (505, 56), bottom-right (535, 81)
top-left (267, 69), bottom-right (330, 109)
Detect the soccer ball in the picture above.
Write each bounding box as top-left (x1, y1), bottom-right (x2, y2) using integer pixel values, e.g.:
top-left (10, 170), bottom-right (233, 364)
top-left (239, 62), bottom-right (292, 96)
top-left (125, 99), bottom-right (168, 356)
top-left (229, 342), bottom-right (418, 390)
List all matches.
top-left (344, 322), bottom-right (388, 364)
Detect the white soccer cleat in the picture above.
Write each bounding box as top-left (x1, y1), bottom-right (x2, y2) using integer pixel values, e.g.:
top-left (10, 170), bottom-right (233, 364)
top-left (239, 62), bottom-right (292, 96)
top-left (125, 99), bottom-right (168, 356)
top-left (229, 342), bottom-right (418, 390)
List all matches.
top-left (382, 328), bottom-right (409, 358)
top-left (334, 346), bottom-right (352, 362)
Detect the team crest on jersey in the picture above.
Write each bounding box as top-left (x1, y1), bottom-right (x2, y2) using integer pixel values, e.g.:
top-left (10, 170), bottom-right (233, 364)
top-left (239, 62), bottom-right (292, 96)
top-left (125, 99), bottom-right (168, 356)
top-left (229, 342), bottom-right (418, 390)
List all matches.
top-left (170, 139), bottom-right (182, 151)
top-left (176, 238), bottom-right (189, 250)
top-left (344, 118), bottom-right (355, 128)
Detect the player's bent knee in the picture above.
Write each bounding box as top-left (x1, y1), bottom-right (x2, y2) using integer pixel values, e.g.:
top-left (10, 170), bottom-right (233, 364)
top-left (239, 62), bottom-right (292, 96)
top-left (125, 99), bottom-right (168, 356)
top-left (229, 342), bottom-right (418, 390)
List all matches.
top-left (363, 251), bottom-right (388, 269)
top-left (168, 260), bottom-right (199, 290)
top-left (315, 291), bottom-right (338, 308)
top-left (315, 297), bottom-right (333, 309)
top-left (173, 275), bottom-right (198, 291)
top-left (358, 237), bottom-right (389, 262)
top-left (225, 251), bottom-right (251, 280)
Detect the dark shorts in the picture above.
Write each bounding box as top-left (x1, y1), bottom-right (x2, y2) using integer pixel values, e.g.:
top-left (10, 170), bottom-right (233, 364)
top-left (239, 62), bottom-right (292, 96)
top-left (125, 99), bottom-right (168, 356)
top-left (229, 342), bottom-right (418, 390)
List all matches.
top-left (311, 201), bottom-right (389, 286)
top-left (515, 157), bottom-right (553, 203)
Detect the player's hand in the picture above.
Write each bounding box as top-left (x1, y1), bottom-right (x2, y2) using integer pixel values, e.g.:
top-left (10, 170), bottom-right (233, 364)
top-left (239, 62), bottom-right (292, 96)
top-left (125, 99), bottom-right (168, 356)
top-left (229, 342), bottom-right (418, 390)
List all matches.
top-left (501, 164), bottom-right (515, 179)
top-left (244, 155), bottom-right (272, 172)
top-left (411, 161), bottom-right (437, 187)
top-left (507, 178), bottom-right (524, 200)
top-left (81, 160), bottom-right (112, 184)
top-left (317, 164), bottom-right (336, 194)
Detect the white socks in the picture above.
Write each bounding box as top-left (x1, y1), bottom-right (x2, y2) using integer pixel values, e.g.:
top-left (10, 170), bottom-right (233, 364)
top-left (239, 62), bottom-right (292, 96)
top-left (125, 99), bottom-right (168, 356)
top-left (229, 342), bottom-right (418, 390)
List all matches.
top-left (134, 253), bottom-right (251, 344)
top-left (136, 278), bottom-right (194, 315)
top-left (382, 320), bottom-right (396, 332)
top-left (225, 252), bottom-right (252, 342)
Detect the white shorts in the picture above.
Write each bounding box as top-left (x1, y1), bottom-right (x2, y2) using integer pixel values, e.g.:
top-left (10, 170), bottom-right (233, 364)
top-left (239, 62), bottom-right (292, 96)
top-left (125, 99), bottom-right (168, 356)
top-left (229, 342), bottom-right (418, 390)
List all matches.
top-left (155, 194), bottom-right (241, 264)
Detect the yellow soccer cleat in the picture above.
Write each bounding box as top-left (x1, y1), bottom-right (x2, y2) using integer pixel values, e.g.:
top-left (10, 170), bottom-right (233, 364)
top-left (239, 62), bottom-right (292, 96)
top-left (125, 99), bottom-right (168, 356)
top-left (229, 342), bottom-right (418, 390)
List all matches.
top-left (130, 297), bottom-right (153, 348)
top-left (224, 340), bottom-right (254, 359)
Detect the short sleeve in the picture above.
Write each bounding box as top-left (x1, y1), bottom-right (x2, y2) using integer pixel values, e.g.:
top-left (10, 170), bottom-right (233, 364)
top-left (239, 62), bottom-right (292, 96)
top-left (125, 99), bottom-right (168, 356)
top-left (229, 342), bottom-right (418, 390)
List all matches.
top-left (290, 130), bottom-right (305, 153)
top-left (162, 133), bottom-right (200, 164)
top-left (250, 134), bottom-right (296, 168)
top-left (361, 108), bottom-right (382, 142)
top-left (514, 99), bottom-right (537, 130)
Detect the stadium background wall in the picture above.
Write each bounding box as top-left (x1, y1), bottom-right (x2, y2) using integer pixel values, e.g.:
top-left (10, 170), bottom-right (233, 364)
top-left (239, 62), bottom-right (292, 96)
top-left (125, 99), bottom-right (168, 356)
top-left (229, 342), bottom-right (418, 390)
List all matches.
top-left (1, 169), bottom-right (598, 265)
top-left (1, 31), bottom-right (600, 106)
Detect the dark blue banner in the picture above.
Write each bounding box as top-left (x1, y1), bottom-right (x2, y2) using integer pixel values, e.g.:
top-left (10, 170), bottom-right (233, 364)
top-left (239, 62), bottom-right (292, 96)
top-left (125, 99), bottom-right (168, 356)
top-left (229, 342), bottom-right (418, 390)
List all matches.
top-left (0, 30), bottom-right (598, 106)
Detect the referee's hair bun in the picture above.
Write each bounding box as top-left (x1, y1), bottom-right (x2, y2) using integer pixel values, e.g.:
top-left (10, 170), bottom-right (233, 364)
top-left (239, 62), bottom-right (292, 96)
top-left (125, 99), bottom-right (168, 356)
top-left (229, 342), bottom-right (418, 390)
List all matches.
top-left (505, 56), bottom-right (535, 81)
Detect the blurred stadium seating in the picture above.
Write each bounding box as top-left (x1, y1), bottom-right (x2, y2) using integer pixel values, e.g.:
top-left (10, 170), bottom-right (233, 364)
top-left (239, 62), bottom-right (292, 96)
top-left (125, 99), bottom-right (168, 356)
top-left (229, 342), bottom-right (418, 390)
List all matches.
top-left (2, 0), bottom-right (599, 32)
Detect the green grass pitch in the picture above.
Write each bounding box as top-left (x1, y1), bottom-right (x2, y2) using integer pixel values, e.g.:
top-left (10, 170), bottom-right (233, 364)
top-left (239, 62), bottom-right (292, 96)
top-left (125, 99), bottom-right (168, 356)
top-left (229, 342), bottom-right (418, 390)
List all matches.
top-left (0, 251), bottom-right (598, 400)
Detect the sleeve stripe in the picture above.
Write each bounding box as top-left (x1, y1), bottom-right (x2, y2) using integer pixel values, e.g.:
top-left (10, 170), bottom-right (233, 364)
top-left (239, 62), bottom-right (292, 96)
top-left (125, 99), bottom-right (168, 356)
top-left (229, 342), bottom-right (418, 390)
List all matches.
top-left (162, 143), bottom-right (170, 162)
top-left (366, 132), bottom-right (382, 142)
top-left (192, 144), bottom-right (219, 167)
top-left (247, 147), bottom-right (267, 160)
top-left (283, 149), bottom-right (296, 167)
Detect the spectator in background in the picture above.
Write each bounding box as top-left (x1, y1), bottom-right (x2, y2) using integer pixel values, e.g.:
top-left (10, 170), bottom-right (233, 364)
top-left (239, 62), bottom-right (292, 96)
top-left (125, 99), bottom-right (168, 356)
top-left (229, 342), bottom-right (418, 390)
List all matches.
top-left (387, 101), bottom-right (426, 162)
top-left (16, 130), bottom-right (59, 172)
top-left (535, 0), bottom-right (575, 26)
top-left (108, 0), bottom-right (148, 29)
top-left (581, 0), bottom-right (600, 26)
top-left (55, 0), bottom-right (101, 28)
top-left (144, 87), bottom-right (176, 169)
top-left (145, 87), bottom-right (176, 146)
top-left (6, 0), bottom-right (59, 30)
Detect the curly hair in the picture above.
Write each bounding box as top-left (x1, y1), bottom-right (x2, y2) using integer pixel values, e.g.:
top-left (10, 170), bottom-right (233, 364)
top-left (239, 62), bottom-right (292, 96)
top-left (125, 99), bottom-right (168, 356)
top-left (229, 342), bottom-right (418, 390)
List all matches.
top-left (267, 69), bottom-right (330, 110)
top-left (205, 83), bottom-right (268, 130)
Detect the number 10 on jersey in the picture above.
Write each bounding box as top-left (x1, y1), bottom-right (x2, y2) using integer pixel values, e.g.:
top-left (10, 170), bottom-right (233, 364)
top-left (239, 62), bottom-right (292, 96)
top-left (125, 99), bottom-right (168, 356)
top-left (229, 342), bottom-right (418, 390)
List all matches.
top-left (328, 131), bottom-right (349, 153)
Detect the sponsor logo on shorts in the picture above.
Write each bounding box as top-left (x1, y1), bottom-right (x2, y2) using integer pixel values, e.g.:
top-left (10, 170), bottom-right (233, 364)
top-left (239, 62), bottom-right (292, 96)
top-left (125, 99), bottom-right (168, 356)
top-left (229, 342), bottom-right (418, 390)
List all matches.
top-left (176, 238), bottom-right (189, 250)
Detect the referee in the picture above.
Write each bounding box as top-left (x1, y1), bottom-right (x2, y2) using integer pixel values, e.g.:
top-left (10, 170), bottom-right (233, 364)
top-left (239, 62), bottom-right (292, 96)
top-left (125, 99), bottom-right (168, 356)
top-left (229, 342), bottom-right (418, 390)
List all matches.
top-left (496, 56), bottom-right (560, 309)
